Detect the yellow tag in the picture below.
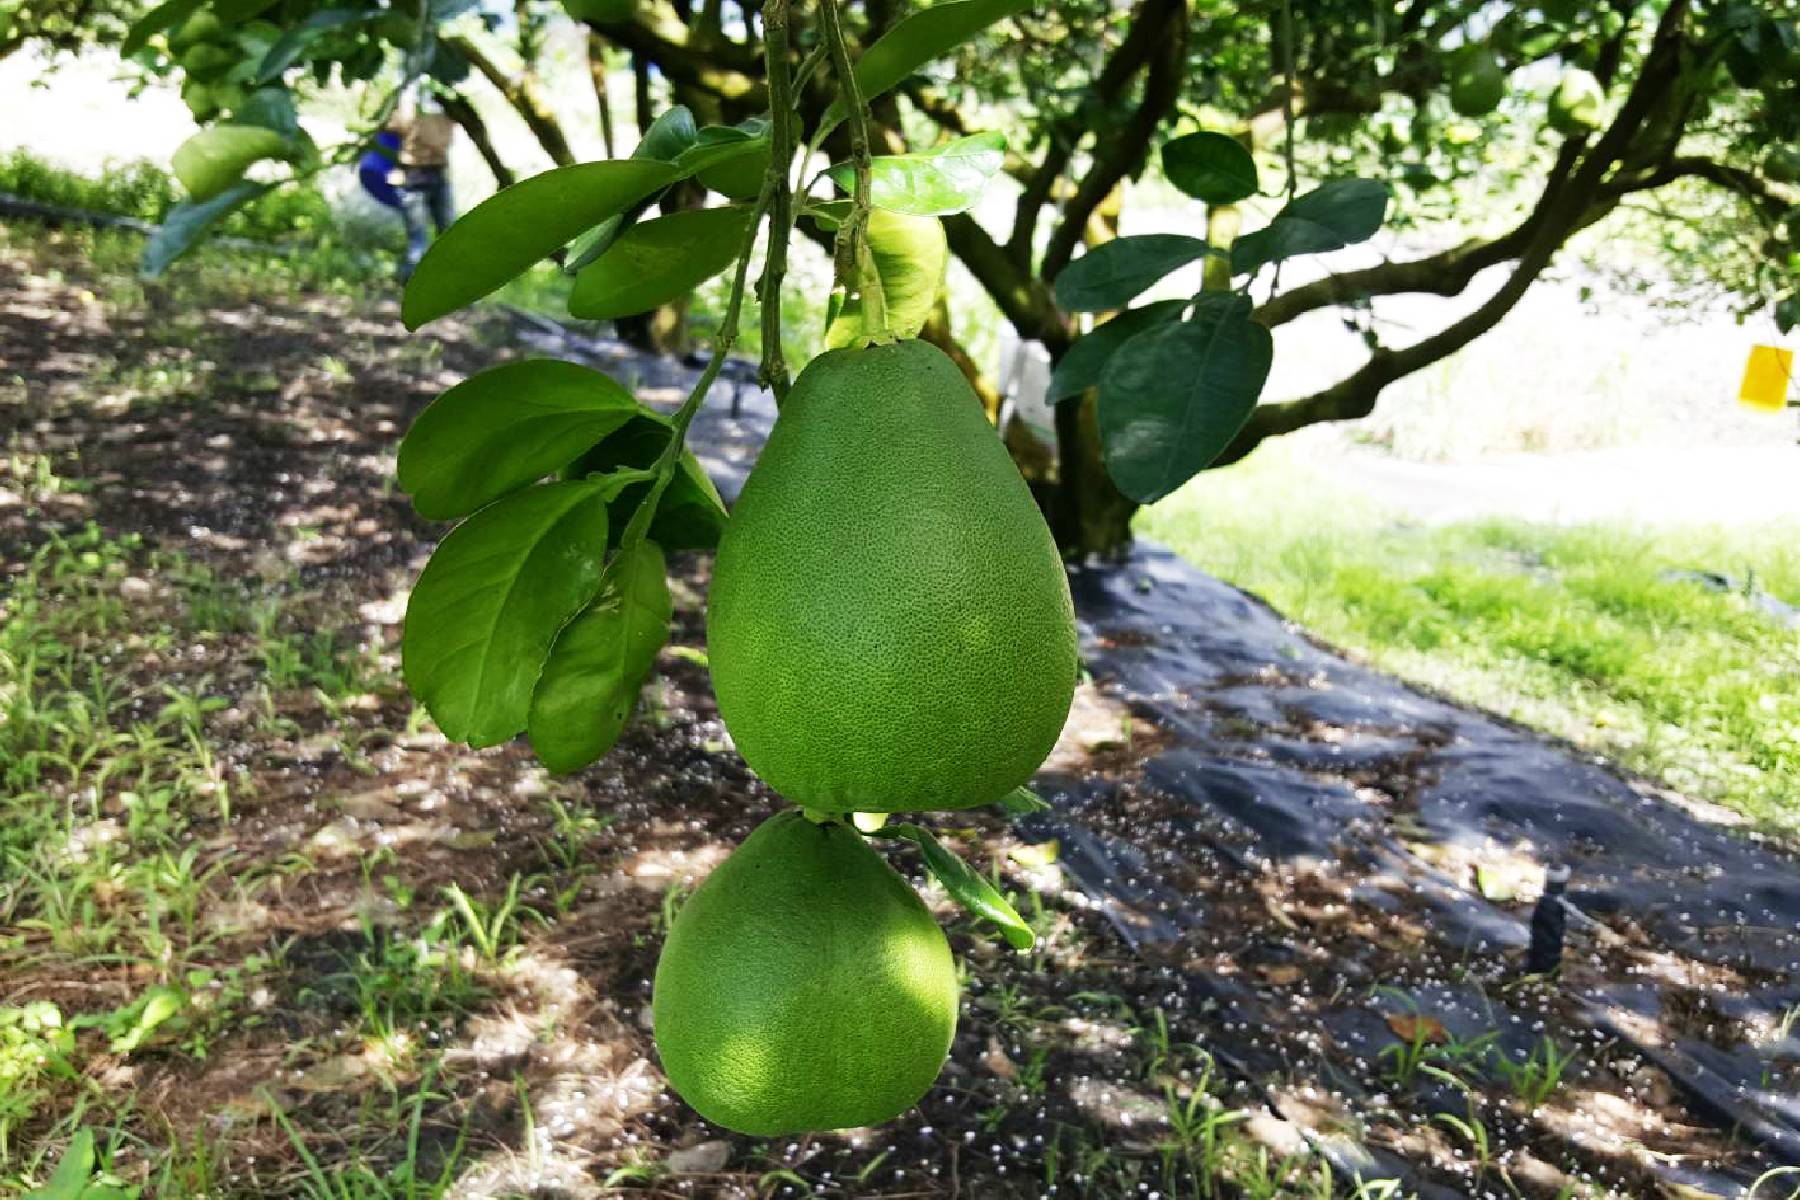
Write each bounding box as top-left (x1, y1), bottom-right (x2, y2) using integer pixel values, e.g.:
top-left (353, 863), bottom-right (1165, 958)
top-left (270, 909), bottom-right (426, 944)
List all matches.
top-left (1739, 345), bottom-right (1794, 413)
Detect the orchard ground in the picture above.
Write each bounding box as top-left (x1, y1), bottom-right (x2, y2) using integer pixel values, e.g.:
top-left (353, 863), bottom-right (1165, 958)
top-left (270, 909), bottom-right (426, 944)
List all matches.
top-left (6, 208), bottom-right (1800, 1198)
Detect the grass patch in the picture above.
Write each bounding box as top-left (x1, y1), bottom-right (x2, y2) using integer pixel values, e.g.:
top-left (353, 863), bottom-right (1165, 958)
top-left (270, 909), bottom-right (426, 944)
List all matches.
top-left (1140, 442), bottom-right (1800, 833)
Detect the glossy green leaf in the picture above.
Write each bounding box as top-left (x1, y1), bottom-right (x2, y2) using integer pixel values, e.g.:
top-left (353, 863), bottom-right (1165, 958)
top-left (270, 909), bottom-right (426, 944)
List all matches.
top-left (1230, 179), bottom-right (1391, 276)
top-left (141, 180), bottom-right (271, 278)
top-left (996, 786), bottom-right (1051, 815)
top-left (1098, 292), bottom-right (1273, 503)
top-left (255, 9), bottom-right (373, 82)
top-left (216, 0), bottom-right (282, 20)
top-left (569, 205), bottom-right (752, 320)
top-left (561, 108), bottom-right (698, 274)
top-left (121, 0), bottom-right (203, 57)
top-left (528, 540), bottom-right (671, 772)
top-left (1162, 131), bottom-right (1259, 205)
top-left (564, 413), bottom-right (728, 551)
top-left (821, 0), bottom-right (1031, 133)
top-left (824, 208), bottom-right (947, 347)
top-left (230, 86), bottom-right (301, 137)
top-left (637, 105), bottom-right (700, 161)
top-left (402, 158), bottom-right (681, 329)
top-left (1049, 299), bottom-right (1184, 403)
top-left (875, 823), bottom-right (1035, 951)
top-left (402, 480), bottom-right (613, 747)
top-left (690, 127), bottom-right (771, 200)
top-left (397, 359), bottom-right (638, 521)
top-left (1053, 234), bottom-right (1212, 313)
top-left (827, 131), bottom-right (1006, 217)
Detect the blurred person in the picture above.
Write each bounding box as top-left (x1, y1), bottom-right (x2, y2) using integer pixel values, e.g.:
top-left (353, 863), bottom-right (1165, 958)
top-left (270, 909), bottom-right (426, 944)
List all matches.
top-left (386, 90), bottom-right (456, 282)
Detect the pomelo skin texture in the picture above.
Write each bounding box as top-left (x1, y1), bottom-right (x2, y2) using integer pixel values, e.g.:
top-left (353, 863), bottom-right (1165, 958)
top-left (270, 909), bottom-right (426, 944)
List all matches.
top-left (707, 339), bottom-right (1077, 813)
top-left (652, 811), bottom-right (959, 1135)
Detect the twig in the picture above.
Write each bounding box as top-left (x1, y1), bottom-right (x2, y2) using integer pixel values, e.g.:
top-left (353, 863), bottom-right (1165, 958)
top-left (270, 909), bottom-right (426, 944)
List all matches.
top-left (758, 0), bottom-right (796, 401)
top-left (615, 182), bottom-right (774, 555)
top-left (817, 0), bottom-right (887, 333)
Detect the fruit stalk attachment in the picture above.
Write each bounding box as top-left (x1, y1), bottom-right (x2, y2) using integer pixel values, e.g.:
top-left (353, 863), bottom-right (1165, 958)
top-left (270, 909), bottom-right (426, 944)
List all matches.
top-left (817, 0), bottom-right (888, 337)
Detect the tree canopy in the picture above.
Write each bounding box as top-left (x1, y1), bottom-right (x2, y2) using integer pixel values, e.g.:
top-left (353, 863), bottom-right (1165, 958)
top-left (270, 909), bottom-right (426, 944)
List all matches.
top-left (32, 0), bottom-right (1800, 550)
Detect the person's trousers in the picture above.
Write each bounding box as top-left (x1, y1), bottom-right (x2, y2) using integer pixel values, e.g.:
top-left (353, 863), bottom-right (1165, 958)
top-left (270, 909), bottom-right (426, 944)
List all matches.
top-left (398, 167), bottom-right (453, 281)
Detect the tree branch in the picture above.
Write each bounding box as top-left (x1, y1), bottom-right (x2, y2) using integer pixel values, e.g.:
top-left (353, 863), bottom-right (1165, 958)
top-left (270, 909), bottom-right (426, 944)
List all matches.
top-left (438, 91), bottom-right (516, 188)
top-left (1007, 0), bottom-right (1171, 268)
top-left (586, 33), bottom-right (618, 158)
top-left (1222, 0), bottom-right (1693, 466)
top-left (1039, 0), bottom-right (1186, 281)
top-left (447, 32), bottom-right (576, 167)
top-left (943, 213), bottom-right (1067, 353)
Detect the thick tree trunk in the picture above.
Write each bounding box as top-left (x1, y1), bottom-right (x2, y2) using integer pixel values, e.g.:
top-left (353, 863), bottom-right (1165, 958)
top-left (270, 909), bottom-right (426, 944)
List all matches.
top-left (1051, 396), bottom-right (1135, 559)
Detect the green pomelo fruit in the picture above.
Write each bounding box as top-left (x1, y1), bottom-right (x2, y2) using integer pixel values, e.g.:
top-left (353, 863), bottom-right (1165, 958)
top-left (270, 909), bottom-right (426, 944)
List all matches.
top-left (707, 339), bottom-right (1077, 813)
top-left (209, 81), bottom-right (249, 115)
top-left (1449, 47), bottom-right (1507, 117)
top-left (1548, 68), bottom-right (1605, 135)
top-left (182, 79), bottom-right (219, 121)
top-left (181, 41), bottom-right (238, 82)
top-left (172, 125), bottom-right (291, 201)
top-left (170, 9), bottom-right (227, 51)
top-left (652, 811), bottom-right (958, 1135)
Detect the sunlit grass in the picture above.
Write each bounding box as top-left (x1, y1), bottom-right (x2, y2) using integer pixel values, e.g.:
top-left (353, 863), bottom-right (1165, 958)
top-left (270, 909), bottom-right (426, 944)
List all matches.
top-left (1141, 440), bottom-right (1800, 834)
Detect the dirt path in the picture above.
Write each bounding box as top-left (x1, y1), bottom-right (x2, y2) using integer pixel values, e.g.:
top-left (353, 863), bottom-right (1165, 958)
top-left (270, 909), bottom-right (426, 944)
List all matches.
top-left (3, 225), bottom-right (1798, 1199)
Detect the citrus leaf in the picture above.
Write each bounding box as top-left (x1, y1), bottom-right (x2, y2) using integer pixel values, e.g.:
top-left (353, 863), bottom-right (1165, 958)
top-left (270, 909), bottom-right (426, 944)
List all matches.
top-left (528, 540), bottom-right (671, 772)
top-left (996, 786), bottom-right (1051, 815)
top-left (121, 0), bottom-right (202, 56)
top-left (229, 86), bottom-right (301, 138)
top-left (563, 413), bottom-right (727, 551)
top-left (827, 131), bottom-right (1006, 217)
top-left (825, 208), bottom-right (947, 348)
top-left (637, 104), bottom-right (700, 162)
top-left (402, 480), bottom-right (612, 746)
top-left (1162, 131), bottom-right (1258, 205)
top-left (141, 180), bottom-right (272, 278)
top-left (820, 0), bottom-right (1030, 134)
top-left (255, 8), bottom-right (373, 83)
top-left (1230, 178), bottom-right (1390, 276)
top-left (1049, 299), bottom-right (1185, 403)
top-left (561, 107), bottom-right (698, 274)
top-left (1098, 292), bottom-right (1273, 503)
top-left (397, 359), bottom-right (639, 521)
top-left (569, 204), bottom-right (752, 320)
top-left (875, 823), bottom-right (1035, 951)
top-left (690, 125), bottom-right (771, 199)
top-left (1053, 234), bottom-right (1212, 313)
top-left (402, 158), bottom-right (681, 329)
top-left (216, 0), bottom-right (281, 20)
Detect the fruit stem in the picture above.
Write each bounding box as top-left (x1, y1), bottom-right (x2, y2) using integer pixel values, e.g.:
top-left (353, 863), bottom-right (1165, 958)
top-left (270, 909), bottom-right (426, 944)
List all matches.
top-left (817, 0), bottom-right (888, 335)
top-left (615, 175), bottom-right (777, 557)
top-left (757, 0), bottom-right (796, 405)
